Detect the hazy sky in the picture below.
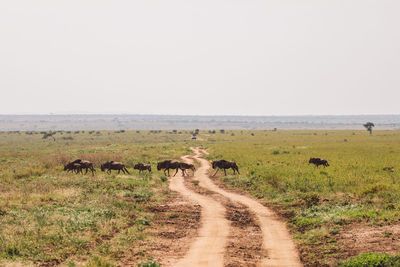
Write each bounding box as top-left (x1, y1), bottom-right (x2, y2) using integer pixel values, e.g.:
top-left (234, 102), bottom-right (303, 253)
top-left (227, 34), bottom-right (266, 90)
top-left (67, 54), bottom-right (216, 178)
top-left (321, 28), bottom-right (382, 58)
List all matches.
top-left (1, 0), bottom-right (399, 115)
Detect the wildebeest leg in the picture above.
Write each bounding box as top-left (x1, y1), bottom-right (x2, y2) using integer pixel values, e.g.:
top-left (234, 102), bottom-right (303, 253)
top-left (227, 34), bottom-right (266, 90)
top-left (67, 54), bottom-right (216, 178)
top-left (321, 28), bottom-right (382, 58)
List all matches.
top-left (124, 167), bottom-right (130, 174)
top-left (121, 168), bottom-right (126, 174)
top-left (118, 169), bottom-right (120, 174)
top-left (84, 168), bottom-right (88, 175)
top-left (173, 168), bottom-right (179, 177)
top-left (212, 168), bottom-right (219, 177)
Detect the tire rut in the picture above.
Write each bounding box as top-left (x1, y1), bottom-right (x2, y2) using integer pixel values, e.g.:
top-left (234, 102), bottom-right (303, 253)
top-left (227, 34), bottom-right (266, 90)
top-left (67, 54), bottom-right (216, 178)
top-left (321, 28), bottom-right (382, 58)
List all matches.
top-left (167, 159), bottom-right (229, 267)
top-left (184, 176), bottom-right (264, 267)
top-left (187, 147), bottom-right (302, 267)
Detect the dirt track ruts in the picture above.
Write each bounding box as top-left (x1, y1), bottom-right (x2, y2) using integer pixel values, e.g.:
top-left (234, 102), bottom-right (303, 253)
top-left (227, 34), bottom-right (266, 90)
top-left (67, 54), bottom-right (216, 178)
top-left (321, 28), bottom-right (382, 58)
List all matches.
top-left (168, 157), bottom-right (230, 266)
top-left (167, 147), bottom-right (302, 266)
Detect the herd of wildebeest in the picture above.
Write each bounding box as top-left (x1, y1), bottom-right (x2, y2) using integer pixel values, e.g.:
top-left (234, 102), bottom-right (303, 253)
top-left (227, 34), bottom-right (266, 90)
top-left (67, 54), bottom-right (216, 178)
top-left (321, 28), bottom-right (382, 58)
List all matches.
top-left (63, 156), bottom-right (329, 177)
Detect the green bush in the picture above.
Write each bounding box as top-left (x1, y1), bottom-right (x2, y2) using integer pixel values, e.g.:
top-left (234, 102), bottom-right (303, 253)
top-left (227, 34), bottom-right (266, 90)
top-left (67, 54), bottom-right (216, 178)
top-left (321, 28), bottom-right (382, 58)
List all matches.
top-left (138, 259), bottom-right (160, 267)
top-left (340, 253), bottom-right (400, 267)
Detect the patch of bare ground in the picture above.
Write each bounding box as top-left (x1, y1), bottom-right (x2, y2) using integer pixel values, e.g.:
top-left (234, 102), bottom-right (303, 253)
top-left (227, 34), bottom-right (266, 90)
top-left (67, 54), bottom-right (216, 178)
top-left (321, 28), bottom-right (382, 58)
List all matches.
top-left (120, 193), bottom-right (201, 266)
top-left (184, 176), bottom-right (264, 267)
top-left (338, 223), bottom-right (400, 258)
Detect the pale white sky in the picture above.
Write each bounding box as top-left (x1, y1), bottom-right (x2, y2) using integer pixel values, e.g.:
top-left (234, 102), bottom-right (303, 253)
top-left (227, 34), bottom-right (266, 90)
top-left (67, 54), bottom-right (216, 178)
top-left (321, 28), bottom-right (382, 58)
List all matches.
top-left (1, 0), bottom-right (399, 115)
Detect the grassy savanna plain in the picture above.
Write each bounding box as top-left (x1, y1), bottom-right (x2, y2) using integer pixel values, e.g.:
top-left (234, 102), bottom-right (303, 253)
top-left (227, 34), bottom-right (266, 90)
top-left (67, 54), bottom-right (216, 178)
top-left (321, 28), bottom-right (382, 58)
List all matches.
top-left (1, 129), bottom-right (400, 266)
top-left (0, 130), bottom-right (191, 266)
top-left (204, 130), bottom-right (400, 266)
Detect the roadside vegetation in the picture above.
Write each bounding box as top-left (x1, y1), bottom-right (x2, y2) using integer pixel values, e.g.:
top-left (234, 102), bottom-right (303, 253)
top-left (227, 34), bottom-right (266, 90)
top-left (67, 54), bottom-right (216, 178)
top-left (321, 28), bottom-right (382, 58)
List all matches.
top-left (0, 130), bottom-right (190, 266)
top-left (204, 130), bottom-right (400, 266)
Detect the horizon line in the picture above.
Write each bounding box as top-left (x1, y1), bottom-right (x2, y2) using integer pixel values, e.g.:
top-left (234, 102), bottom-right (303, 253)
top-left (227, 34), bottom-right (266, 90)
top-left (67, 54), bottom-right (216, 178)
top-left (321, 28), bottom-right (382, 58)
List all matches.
top-left (1, 113), bottom-right (400, 117)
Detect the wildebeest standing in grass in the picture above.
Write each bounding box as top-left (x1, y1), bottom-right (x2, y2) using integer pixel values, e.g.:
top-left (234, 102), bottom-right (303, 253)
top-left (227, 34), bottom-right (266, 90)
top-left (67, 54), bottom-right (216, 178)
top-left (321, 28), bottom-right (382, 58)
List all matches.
top-left (72, 159), bottom-right (96, 175)
top-left (101, 161), bottom-right (130, 174)
top-left (65, 159), bottom-right (95, 175)
top-left (309, 157), bottom-right (329, 167)
top-left (212, 160), bottom-right (239, 176)
top-left (179, 162), bottom-right (196, 176)
top-left (157, 160), bottom-right (180, 176)
top-left (64, 162), bottom-right (83, 174)
top-left (134, 163), bottom-right (152, 173)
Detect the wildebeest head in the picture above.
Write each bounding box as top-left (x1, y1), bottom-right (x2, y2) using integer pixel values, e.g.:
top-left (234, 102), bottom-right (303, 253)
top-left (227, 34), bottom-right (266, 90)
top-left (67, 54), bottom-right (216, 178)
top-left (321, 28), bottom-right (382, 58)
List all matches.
top-left (64, 162), bottom-right (75, 171)
top-left (212, 161), bottom-right (216, 169)
top-left (100, 164), bottom-right (105, 172)
top-left (157, 162), bottom-right (162, 171)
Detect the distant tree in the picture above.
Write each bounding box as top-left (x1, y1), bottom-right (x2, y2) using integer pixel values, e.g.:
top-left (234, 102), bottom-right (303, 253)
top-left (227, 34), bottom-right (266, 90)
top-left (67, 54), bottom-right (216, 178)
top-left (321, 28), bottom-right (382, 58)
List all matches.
top-left (363, 122), bottom-right (375, 135)
top-left (42, 131), bottom-right (56, 141)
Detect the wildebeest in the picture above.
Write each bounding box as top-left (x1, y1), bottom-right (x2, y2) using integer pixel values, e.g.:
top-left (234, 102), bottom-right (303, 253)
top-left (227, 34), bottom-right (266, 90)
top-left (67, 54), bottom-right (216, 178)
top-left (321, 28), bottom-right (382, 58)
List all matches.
top-left (64, 162), bottom-right (83, 174)
top-left (179, 162), bottom-right (196, 176)
top-left (134, 163), bottom-right (152, 173)
top-left (309, 157), bottom-right (329, 167)
top-left (65, 159), bottom-right (95, 175)
top-left (157, 160), bottom-right (180, 176)
top-left (101, 161), bottom-right (130, 174)
top-left (75, 159), bottom-right (96, 175)
top-left (212, 160), bottom-right (239, 176)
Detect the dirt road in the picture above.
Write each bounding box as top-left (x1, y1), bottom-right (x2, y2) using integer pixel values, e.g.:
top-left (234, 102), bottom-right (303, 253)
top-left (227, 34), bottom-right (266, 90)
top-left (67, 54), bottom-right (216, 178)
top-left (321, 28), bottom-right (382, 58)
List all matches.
top-left (169, 161), bottom-right (230, 267)
top-left (167, 147), bottom-right (302, 266)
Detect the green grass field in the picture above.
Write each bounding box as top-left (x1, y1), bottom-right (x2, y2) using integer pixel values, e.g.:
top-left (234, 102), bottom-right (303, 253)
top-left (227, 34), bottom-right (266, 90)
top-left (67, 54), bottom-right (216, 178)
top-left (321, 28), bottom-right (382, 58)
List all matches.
top-left (1, 129), bottom-right (400, 266)
top-left (204, 130), bottom-right (400, 265)
top-left (0, 130), bottom-right (191, 266)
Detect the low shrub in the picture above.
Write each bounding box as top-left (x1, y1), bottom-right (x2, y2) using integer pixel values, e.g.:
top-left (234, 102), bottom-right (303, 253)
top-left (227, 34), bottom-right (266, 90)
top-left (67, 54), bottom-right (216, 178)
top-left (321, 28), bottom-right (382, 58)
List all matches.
top-left (340, 253), bottom-right (400, 267)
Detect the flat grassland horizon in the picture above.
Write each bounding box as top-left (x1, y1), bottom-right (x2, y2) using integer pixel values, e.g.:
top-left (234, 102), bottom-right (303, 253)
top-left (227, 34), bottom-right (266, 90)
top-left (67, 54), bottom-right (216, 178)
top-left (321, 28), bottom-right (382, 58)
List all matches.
top-left (1, 114), bottom-right (400, 131)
